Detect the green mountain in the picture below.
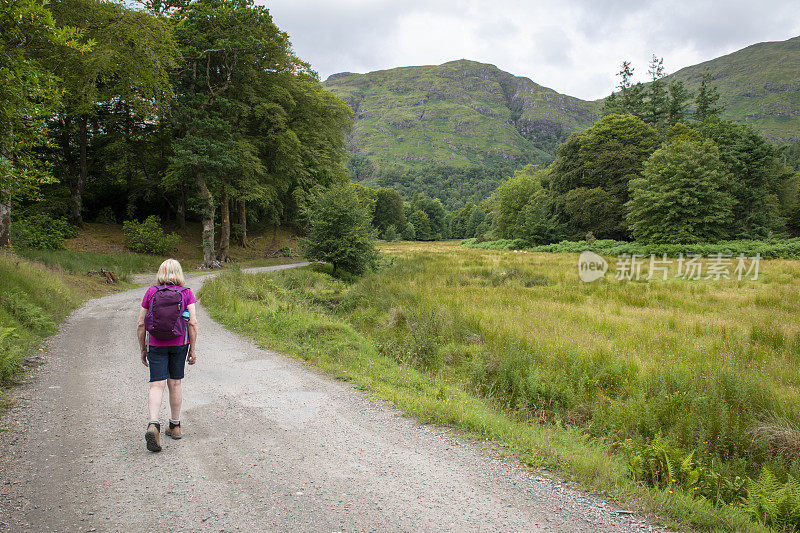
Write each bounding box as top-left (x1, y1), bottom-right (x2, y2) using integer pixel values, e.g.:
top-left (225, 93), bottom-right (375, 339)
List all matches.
top-left (324, 37), bottom-right (800, 206)
top-left (323, 60), bottom-right (600, 172)
top-left (663, 35), bottom-right (800, 143)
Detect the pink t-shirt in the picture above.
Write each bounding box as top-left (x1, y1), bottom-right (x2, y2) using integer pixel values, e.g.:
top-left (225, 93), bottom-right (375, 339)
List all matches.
top-left (141, 285), bottom-right (197, 347)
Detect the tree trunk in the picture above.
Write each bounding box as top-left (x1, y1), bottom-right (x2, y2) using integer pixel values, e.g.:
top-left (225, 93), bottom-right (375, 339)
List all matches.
top-left (196, 171), bottom-right (216, 267)
top-left (219, 188), bottom-right (230, 262)
top-left (239, 200), bottom-right (247, 247)
top-left (1, 127), bottom-right (11, 247)
top-left (176, 187), bottom-right (186, 229)
top-left (0, 189), bottom-right (10, 248)
top-left (69, 115), bottom-right (88, 226)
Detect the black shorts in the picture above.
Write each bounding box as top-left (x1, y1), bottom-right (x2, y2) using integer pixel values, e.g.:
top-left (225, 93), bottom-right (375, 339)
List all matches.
top-left (148, 344), bottom-right (189, 382)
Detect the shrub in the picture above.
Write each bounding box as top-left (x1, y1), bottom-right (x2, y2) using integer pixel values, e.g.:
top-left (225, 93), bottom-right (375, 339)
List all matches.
top-left (383, 224), bottom-right (399, 242)
top-left (95, 206), bottom-right (116, 224)
top-left (12, 213), bottom-right (77, 250)
top-left (463, 237), bottom-right (800, 259)
top-left (301, 185), bottom-right (378, 275)
top-left (122, 216), bottom-right (180, 255)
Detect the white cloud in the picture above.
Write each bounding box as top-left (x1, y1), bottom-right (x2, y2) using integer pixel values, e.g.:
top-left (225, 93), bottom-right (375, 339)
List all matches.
top-left (263, 0), bottom-right (800, 100)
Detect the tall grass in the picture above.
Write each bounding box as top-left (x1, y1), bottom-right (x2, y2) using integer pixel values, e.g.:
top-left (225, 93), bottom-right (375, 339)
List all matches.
top-left (0, 252), bottom-right (86, 393)
top-left (15, 248), bottom-right (162, 281)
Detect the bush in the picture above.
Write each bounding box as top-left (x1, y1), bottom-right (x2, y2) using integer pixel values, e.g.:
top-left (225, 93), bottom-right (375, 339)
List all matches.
top-left (383, 224), bottom-right (399, 242)
top-left (463, 237), bottom-right (800, 259)
top-left (12, 213), bottom-right (77, 250)
top-left (301, 185), bottom-right (378, 275)
top-left (122, 216), bottom-right (180, 255)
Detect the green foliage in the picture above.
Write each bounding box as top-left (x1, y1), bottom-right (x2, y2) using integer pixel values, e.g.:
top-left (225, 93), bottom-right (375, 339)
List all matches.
top-left (495, 165), bottom-right (544, 238)
top-left (450, 202), bottom-right (492, 239)
top-left (694, 70), bottom-right (723, 122)
top-left (122, 215), bottom-right (179, 255)
top-left (549, 114), bottom-right (660, 239)
top-left (461, 238), bottom-right (526, 250)
top-left (410, 194), bottom-right (447, 239)
top-left (467, 236), bottom-right (800, 259)
top-left (562, 187), bottom-right (621, 239)
top-left (372, 188), bottom-right (405, 233)
top-left (12, 213), bottom-right (77, 250)
top-left (401, 221), bottom-right (416, 241)
top-left (625, 436), bottom-right (748, 507)
top-left (745, 468), bottom-right (800, 530)
top-left (627, 140), bottom-right (734, 243)
top-left (407, 209), bottom-right (432, 241)
top-left (699, 118), bottom-right (792, 238)
top-left (0, 326), bottom-right (22, 385)
top-left (0, 0), bottom-right (90, 245)
top-left (666, 122), bottom-right (701, 143)
top-left (382, 225), bottom-right (399, 242)
top-left (302, 186), bottom-right (378, 275)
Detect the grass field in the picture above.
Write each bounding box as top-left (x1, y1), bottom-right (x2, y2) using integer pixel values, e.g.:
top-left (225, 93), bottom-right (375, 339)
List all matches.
top-left (202, 241), bottom-right (800, 531)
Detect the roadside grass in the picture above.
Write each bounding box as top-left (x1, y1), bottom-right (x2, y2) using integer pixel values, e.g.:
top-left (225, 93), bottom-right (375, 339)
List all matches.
top-left (16, 248), bottom-right (163, 281)
top-left (200, 250), bottom-right (799, 532)
top-left (0, 251), bottom-right (122, 402)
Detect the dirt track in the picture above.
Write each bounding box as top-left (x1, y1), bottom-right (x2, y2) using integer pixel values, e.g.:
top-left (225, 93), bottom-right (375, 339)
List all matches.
top-left (0, 263), bottom-right (666, 532)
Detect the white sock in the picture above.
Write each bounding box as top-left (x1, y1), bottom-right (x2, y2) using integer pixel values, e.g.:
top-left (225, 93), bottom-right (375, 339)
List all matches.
top-left (169, 418), bottom-right (180, 425)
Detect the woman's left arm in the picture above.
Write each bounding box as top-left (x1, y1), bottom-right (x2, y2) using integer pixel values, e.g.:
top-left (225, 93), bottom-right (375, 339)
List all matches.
top-left (137, 307), bottom-right (148, 366)
top-left (186, 303), bottom-right (198, 365)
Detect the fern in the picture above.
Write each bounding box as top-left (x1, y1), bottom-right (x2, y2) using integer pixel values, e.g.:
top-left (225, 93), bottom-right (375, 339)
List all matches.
top-left (745, 468), bottom-right (800, 529)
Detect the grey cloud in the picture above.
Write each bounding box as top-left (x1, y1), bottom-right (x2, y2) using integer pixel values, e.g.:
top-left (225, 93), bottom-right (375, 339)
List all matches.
top-left (262, 0), bottom-right (800, 99)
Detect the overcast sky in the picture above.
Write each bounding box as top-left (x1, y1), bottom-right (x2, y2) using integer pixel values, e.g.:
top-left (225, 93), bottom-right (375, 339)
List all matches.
top-left (262, 0), bottom-right (800, 100)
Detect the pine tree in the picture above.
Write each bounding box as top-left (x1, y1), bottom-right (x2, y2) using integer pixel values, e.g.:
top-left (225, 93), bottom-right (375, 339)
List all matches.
top-left (695, 69), bottom-right (723, 122)
top-left (646, 55), bottom-right (667, 129)
top-left (666, 80), bottom-right (692, 126)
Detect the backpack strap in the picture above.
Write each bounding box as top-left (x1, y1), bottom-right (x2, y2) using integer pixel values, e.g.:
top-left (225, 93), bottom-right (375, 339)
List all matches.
top-left (146, 285), bottom-right (188, 309)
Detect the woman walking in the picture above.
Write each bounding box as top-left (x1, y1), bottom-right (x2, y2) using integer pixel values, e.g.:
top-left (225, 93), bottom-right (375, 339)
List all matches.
top-left (137, 259), bottom-right (198, 452)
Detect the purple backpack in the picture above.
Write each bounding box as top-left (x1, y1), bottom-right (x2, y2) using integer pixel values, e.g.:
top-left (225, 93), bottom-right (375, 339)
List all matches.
top-left (144, 285), bottom-right (189, 340)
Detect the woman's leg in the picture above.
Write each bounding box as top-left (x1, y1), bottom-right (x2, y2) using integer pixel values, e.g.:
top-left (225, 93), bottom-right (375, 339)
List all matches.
top-left (167, 379), bottom-right (183, 421)
top-left (148, 380), bottom-right (167, 421)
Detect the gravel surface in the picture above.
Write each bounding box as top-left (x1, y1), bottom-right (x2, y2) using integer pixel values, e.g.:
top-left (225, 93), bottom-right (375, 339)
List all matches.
top-left (0, 263), bottom-right (670, 532)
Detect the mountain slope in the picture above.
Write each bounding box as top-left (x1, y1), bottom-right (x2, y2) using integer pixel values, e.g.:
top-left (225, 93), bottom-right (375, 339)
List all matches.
top-left (663, 36), bottom-right (800, 142)
top-left (324, 60), bottom-right (600, 171)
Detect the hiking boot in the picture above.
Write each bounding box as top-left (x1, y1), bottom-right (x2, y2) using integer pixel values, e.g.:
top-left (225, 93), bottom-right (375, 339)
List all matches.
top-left (145, 422), bottom-right (162, 452)
top-left (165, 421), bottom-right (182, 440)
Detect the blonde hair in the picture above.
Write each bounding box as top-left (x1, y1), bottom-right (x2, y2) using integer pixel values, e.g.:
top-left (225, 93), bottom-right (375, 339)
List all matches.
top-left (156, 258), bottom-right (185, 286)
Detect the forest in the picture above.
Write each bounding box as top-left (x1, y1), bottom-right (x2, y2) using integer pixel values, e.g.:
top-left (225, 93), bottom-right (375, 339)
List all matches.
top-left (2, 0), bottom-right (353, 266)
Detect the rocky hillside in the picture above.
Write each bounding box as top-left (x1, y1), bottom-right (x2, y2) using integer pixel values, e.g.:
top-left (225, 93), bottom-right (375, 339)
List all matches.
top-left (324, 60), bottom-right (600, 172)
top-left (664, 35), bottom-right (800, 143)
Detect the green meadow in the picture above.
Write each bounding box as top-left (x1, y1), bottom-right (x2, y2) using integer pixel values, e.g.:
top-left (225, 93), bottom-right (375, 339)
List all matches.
top-left (202, 241), bottom-right (800, 531)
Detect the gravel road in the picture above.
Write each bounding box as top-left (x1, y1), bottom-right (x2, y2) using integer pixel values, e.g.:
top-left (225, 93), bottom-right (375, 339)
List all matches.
top-left (0, 263), bottom-right (668, 532)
